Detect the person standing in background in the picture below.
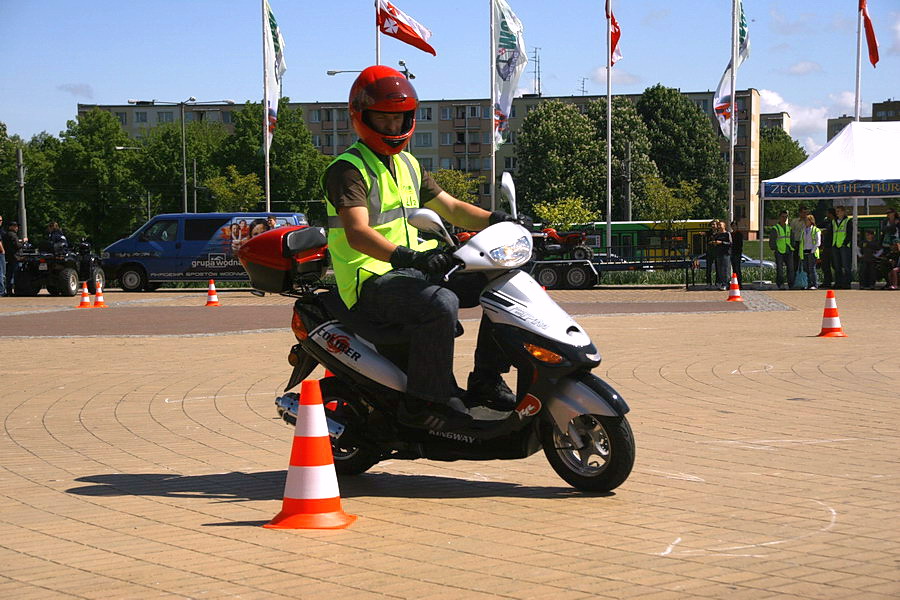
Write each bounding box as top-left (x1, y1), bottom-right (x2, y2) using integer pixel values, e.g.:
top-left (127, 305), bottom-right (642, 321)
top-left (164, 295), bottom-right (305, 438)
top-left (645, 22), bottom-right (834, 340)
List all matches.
top-left (819, 207), bottom-right (835, 289)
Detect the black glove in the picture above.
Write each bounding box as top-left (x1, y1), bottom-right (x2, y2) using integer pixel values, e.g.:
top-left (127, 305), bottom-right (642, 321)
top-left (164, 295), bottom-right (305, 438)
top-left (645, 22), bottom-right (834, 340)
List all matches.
top-left (489, 211), bottom-right (532, 228)
top-left (390, 246), bottom-right (455, 275)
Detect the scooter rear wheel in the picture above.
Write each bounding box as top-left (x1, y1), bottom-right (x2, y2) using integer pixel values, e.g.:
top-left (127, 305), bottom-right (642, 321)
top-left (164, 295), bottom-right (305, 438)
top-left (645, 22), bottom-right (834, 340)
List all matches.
top-left (540, 413), bottom-right (635, 492)
top-left (320, 378), bottom-right (381, 476)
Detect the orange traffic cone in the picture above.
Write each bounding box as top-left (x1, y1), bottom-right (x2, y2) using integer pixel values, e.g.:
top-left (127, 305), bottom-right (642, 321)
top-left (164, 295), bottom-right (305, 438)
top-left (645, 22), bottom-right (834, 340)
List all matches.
top-left (77, 282), bottom-right (92, 308)
top-left (205, 279), bottom-right (220, 306)
top-left (726, 273), bottom-right (743, 302)
top-left (264, 379), bottom-right (356, 530)
top-left (92, 281), bottom-right (108, 308)
top-left (817, 290), bottom-right (847, 337)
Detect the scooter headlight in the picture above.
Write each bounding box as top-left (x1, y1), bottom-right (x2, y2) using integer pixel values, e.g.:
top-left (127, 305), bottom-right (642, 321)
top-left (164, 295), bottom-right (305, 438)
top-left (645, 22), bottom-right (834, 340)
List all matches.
top-left (488, 235), bottom-right (531, 266)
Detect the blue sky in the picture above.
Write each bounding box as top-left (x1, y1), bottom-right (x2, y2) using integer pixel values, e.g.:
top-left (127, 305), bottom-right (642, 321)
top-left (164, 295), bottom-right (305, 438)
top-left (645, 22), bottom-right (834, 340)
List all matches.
top-left (1, 0), bottom-right (898, 152)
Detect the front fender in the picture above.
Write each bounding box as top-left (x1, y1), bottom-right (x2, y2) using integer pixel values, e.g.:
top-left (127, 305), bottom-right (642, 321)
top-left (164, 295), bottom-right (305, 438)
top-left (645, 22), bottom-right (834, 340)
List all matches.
top-left (539, 373), bottom-right (629, 437)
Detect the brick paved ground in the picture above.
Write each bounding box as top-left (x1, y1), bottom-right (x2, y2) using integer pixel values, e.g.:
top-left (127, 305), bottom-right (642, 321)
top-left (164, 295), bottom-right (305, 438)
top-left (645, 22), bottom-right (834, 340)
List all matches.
top-left (1, 288), bottom-right (897, 599)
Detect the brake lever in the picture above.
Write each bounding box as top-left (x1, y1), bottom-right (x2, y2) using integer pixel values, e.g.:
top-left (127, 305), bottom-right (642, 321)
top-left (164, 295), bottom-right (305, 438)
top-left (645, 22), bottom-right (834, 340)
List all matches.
top-left (442, 263), bottom-right (462, 282)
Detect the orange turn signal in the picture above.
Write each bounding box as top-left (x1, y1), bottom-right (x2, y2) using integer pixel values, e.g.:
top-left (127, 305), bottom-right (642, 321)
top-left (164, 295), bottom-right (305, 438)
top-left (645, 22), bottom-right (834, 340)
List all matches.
top-left (523, 342), bottom-right (564, 364)
top-left (291, 312), bottom-right (309, 340)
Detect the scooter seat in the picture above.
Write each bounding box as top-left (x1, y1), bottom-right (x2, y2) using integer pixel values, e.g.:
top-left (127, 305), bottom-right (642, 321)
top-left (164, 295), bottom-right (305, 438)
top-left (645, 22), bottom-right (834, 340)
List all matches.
top-left (320, 290), bottom-right (464, 347)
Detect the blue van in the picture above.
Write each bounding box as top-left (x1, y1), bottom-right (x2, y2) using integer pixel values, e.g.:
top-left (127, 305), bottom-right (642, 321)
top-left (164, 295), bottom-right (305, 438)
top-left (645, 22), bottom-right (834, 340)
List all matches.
top-left (102, 212), bottom-right (307, 291)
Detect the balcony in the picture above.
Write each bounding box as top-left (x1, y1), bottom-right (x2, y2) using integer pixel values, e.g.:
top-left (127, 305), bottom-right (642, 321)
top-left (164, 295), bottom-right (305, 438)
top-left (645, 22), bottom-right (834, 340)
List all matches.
top-left (453, 142), bottom-right (482, 154)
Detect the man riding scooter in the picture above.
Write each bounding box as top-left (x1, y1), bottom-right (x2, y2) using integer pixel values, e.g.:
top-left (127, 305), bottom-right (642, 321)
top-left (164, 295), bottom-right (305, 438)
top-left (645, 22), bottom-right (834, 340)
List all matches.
top-left (323, 65), bottom-right (520, 432)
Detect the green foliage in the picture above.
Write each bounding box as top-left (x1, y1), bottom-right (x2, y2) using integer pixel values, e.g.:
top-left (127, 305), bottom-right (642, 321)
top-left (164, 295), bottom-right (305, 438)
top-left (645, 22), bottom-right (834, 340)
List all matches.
top-left (641, 175), bottom-right (702, 231)
top-left (583, 97), bottom-right (659, 220)
top-left (636, 84), bottom-right (728, 219)
top-left (221, 98), bottom-right (331, 223)
top-left (532, 196), bottom-right (598, 229)
top-left (516, 100), bottom-right (605, 217)
top-left (204, 165), bottom-right (263, 212)
top-left (759, 127), bottom-right (808, 219)
top-left (431, 169), bottom-right (485, 205)
top-left (53, 109), bottom-right (144, 245)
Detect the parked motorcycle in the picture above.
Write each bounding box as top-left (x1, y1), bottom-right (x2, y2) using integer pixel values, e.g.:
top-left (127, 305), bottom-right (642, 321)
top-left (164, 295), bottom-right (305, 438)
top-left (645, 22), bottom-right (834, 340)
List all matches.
top-left (237, 177), bottom-right (635, 492)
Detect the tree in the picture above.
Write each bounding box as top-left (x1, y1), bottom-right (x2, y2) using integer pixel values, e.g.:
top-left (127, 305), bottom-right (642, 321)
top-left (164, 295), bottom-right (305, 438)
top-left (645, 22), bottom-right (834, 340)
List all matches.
top-left (641, 175), bottom-right (701, 232)
top-left (584, 97), bottom-right (659, 221)
top-left (431, 169), bottom-right (485, 205)
top-left (759, 127), bottom-right (808, 219)
top-left (516, 100), bottom-right (606, 217)
top-left (204, 165), bottom-right (264, 212)
top-left (52, 109), bottom-right (144, 245)
top-left (636, 84), bottom-right (728, 219)
top-left (219, 98), bottom-right (330, 223)
top-left (532, 196), bottom-right (598, 229)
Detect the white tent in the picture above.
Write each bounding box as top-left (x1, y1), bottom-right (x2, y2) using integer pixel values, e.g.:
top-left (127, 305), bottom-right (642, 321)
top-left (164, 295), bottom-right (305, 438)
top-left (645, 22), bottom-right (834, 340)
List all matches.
top-left (760, 121), bottom-right (900, 272)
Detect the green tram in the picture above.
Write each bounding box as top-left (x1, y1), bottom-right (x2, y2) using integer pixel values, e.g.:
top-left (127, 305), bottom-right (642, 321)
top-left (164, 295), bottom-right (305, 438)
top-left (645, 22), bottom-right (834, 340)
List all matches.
top-left (572, 215), bottom-right (889, 260)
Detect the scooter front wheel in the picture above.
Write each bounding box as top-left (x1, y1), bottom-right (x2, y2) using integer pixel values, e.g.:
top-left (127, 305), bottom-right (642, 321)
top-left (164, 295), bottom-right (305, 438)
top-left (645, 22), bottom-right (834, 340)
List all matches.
top-left (540, 413), bottom-right (635, 492)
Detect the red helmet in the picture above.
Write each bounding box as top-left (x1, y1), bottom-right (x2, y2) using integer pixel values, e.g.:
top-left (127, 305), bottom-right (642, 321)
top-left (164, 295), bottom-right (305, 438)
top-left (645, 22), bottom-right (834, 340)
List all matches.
top-left (349, 65), bottom-right (418, 155)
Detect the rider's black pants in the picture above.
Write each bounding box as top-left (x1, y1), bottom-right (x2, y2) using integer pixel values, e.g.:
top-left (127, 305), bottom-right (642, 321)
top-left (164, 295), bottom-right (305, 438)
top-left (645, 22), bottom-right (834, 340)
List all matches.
top-left (353, 268), bottom-right (510, 405)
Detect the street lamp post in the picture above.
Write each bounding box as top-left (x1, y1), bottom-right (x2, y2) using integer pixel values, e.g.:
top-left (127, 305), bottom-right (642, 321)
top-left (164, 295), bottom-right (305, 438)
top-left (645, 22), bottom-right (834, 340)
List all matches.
top-left (127, 97), bottom-right (233, 213)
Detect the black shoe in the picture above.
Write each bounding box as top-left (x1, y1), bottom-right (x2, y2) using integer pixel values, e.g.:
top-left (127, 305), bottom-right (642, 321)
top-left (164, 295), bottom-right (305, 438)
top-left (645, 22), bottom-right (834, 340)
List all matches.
top-left (396, 396), bottom-right (476, 431)
top-left (465, 372), bottom-right (517, 413)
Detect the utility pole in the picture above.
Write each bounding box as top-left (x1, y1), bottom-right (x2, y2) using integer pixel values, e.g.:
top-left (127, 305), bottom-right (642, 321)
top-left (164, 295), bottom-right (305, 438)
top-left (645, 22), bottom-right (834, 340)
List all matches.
top-left (193, 159), bottom-right (198, 213)
top-left (579, 78), bottom-right (588, 96)
top-left (625, 140), bottom-right (632, 221)
top-left (16, 148), bottom-right (28, 240)
top-left (530, 47), bottom-right (542, 96)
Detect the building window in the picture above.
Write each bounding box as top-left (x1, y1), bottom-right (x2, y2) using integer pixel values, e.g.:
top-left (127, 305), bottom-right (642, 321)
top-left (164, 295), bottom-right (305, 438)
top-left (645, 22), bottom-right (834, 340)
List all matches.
top-left (469, 106), bottom-right (479, 118)
top-left (324, 134), bottom-right (333, 147)
top-left (115, 112), bottom-right (127, 125)
top-left (338, 133), bottom-right (349, 146)
top-left (440, 157), bottom-right (452, 169)
top-left (456, 132), bottom-right (466, 144)
top-left (440, 132), bottom-right (453, 146)
top-left (222, 111), bottom-right (232, 124)
top-left (482, 157), bottom-right (491, 170)
top-left (526, 105), bottom-right (536, 114)
top-left (508, 131), bottom-right (517, 144)
top-left (312, 135), bottom-right (321, 147)
top-left (310, 109), bottom-right (320, 123)
top-left (440, 107), bottom-right (452, 120)
top-left (482, 183), bottom-right (492, 195)
top-left (736, 97), bottom-right (747, 111)
top-left (157, 111), bottom-right (174, 123)
top-left (414, 132), bottom-right (432, 147)
top-left (419, 157), bottom-right (433, 171)
top-left (482, 131), bottom-right (492, 144)
top-left (504, 157), bottom-right (517, 169)
top-left (734, 178), bottom-right (745, 191)
top-left (419, 107), bottom-right (432, 121)
top-left (135, 111), bottom-right (148, 123)
top-left (510, 105), bottom-right (517, 118)
top-left (482, 105), bottom-right (492, 119)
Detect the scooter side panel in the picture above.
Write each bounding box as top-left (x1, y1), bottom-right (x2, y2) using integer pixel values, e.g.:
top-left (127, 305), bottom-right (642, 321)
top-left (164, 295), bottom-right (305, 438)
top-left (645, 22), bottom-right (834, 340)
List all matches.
top-left (480, 271), bottom-right (593, 347)
top-left (307, 321), bottom-right (407, 392)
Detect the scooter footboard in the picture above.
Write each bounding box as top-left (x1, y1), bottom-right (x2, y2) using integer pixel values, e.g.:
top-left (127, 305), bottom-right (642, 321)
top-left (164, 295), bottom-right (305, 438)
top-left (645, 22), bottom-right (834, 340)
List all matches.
top-left (541, 373), bottom-right (629, 435)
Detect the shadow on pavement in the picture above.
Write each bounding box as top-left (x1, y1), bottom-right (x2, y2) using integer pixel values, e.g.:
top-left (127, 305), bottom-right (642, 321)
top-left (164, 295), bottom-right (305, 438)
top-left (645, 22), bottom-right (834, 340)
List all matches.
top-left (67, 470), bottom-right (610, 503)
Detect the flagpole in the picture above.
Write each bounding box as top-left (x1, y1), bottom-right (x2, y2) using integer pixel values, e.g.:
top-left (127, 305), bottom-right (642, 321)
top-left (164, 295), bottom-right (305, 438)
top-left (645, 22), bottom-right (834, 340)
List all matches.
top-left (262, 0), bottom-right (271, 212)
top-left (854, 6), bottom-right (863, 121)
top-left (727, 0), bottom-right (737, 229)
top-left (375, 1), bottom-right (381, 65)
top-left (490, 0), bottom-right (497, 211)
top-left (605, 0), bottom-right (612, 256)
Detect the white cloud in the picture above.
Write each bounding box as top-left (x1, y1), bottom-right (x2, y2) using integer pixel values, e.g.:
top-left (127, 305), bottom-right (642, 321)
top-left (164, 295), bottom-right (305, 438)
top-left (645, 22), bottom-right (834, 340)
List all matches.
top-left (769, 7), bottom-right (816, 35)
top-left (889, 12), bottom-right (900, 55)
top-left (828, 91), bottom-right (855, 111)
top-left (759, 89), bottom-right (830, 152)
top-left (57, 83), bottom-right (93, 99)
top-left (642, 9), bottom-right (670, 26)
top-left (786, 61), bottom-right (822, 76)
top-left (591, 67), bottom-right (640, 86)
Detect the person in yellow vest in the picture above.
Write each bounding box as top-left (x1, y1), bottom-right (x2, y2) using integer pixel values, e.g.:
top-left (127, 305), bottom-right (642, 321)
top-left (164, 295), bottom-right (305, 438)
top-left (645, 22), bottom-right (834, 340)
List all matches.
top-left (800, 214), bottom-right (821, 290)
top-left (771, 210), bottom-right (795, 290)
top-left (831, 205), bottom-right (854, 289)
top-left (323, 66), bottom-right (517, 431)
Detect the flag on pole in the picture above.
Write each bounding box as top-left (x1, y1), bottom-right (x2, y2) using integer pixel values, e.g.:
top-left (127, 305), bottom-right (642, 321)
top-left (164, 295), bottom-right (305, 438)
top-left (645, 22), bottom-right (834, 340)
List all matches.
top-left (606, 1), bottom-right (622, 65)
top-left (376, 0), bottom-right (436, 56)
top-left (493, 0), bottom-right (527, 149)
top-left (859, 0), bottom-right (879, 67)
top-left (713, 0), bottom-right (750, 139)
top-left (263, 0), bottom-right (287, 151)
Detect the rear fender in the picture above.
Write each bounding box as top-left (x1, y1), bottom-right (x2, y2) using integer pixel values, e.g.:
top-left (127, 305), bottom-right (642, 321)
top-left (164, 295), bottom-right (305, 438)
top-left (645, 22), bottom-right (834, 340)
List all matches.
top-left (540, 374), bottom-right (629, 443)
top-left (284, 348), bottom-right (318, 392)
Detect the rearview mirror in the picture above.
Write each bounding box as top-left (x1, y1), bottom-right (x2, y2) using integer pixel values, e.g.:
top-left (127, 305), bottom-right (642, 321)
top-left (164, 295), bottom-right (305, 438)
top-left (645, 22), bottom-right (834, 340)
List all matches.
top-left (407, 208), bottom-right (456, 246)
top-left (500, 171), bottom-right (517, 218)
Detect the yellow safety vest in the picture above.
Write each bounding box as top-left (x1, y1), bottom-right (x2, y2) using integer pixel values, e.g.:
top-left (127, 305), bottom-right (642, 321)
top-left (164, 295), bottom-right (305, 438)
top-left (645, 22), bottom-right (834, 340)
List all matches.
top-left (833, 217), bottom-right (851, 247)
top-left (323, 142), bottom-right (436, 308)
top-left (772, 223), bottom-right (793, 254)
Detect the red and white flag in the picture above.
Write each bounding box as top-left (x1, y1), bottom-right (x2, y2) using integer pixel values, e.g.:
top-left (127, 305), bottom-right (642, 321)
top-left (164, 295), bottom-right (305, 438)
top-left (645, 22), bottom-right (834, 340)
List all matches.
top-left (376, 0), bottom-right (436, 56)
top-left (859, 0), bottom-right (879, 67)
top-left (606, 1), bottom-right (622, 65)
